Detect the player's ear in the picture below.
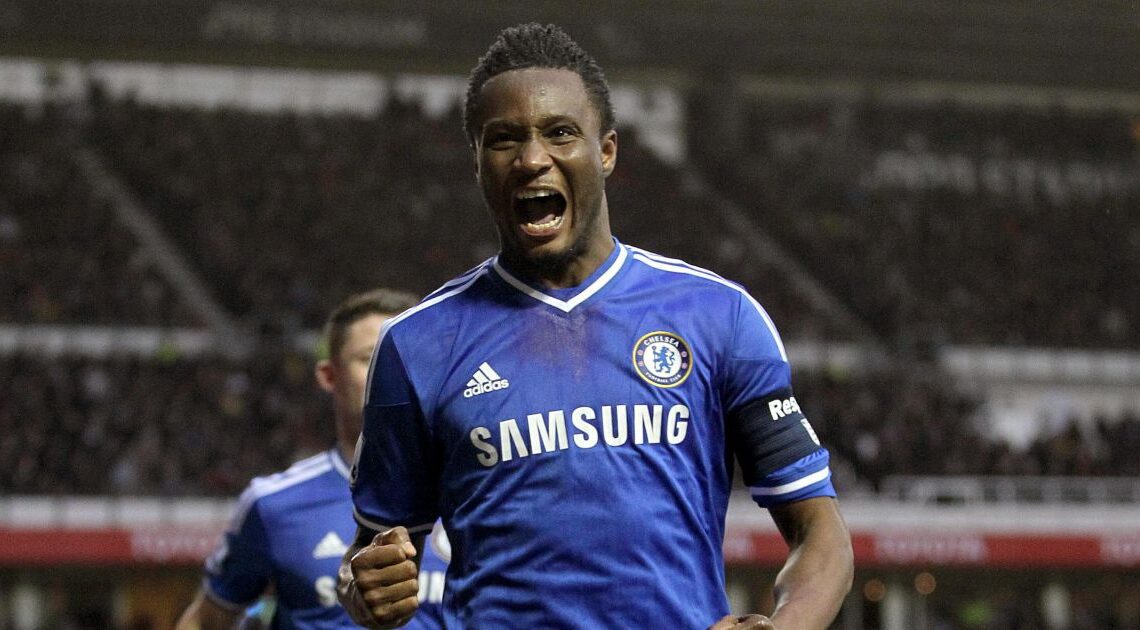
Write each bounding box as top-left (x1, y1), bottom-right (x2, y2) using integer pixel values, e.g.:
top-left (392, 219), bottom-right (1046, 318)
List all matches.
top-left (601, 129), bottom-right (617, 178)
top-left (315, 359), bottom-right (336, 394)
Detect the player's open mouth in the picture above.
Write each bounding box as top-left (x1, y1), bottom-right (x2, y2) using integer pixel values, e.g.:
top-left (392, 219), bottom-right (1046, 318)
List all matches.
top-left (514, 189), bottom-right (567, 237)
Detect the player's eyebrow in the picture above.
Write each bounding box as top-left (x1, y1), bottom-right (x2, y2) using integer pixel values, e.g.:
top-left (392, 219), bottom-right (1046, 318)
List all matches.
top-left (481, 114), bottom-right (581, 133)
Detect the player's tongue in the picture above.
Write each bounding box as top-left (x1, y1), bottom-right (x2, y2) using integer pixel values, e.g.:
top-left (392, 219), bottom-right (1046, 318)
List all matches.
top-left (516, 191), bottom-right (566, 234)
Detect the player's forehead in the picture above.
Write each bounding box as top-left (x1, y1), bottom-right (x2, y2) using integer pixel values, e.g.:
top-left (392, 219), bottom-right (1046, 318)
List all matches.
top-left (474, 67), bottom-right (599, 131)
top-left (340, 313), bottom-right (389, 354)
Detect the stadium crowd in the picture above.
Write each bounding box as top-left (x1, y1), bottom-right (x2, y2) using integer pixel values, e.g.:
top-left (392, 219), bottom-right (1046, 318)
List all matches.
top-left (84, 91), bottom-right (492, 334)
top-left (0, 72), bottom-right (1136, 630)
top-left (2, 351), bottom-right (1136, 497)
top-left (0, 101), bottom-right (197, 327)
top-left (705, 96), bottom-right (1139, 349)
top-left (80, 90), bottom-right (844, 339)
top-left (0, 349), bottom-right (326, 496)
top-left (2, 88), bottom-right (1137, 494)
top-left (795, 365), bottom-right (1140, 493)
top-left (9, 89), bottom-right (1136, 348)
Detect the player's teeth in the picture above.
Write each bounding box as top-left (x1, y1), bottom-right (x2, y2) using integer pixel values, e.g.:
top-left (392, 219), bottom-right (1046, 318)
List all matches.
top-left (527, 215), bottom-right (563, 229)
top-left (517, 189), bottom-right (558, 200)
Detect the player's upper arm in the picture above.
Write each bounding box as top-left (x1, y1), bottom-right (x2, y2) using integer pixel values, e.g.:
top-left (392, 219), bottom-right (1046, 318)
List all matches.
top-left (721, 291), bottom-right (835, 508)
top-left (203, 488), bottom-right (274, 609)
top-left (353, 334), bottom-right (440, 532)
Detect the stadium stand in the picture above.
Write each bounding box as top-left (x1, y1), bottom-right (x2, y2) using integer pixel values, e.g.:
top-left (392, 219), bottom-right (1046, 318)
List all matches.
top-left (795, 365), bottom-right (1140, 494)
top-left (0, 56), bottom-right (1137, 629)
top-left (85, 92), bottom-right (493, 334)
top-left (0, 101), bottom-right (198, 327)
top-left (703, 95), bottom-right (1140, 349)
top-left (80, 90), bottom-right (847, 339)
top-left (1, 82), bottom-right (1136, 496)
top-left (0, 349), bottom-right (328, 496)
top-left (3, 347), bottom-right (1137, 496)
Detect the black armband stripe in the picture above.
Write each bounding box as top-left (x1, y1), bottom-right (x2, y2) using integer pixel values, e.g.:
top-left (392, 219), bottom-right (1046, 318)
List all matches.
top-left (728, 390), bottom-right (822, 486)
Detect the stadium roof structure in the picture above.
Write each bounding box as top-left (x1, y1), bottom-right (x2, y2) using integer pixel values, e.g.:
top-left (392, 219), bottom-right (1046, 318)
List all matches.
top-left (2, 0), bottom-right (1138, 93)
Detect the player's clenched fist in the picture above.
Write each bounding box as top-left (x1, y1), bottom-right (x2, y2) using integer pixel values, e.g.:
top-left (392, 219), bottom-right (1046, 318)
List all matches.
top-left (337, 526), bottom-right (420, 629)
top-left (708, 614), bottom-right (778, 630)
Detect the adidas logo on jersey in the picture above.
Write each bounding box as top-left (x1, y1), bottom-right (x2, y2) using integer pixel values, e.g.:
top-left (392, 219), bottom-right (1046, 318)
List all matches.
top-left (464, 362), bottom-right (509, 398)
top-left (312, 532), bottom-right (348, 559)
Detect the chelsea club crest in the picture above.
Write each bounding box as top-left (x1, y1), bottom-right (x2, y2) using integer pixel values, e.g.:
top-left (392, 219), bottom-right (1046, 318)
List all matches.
top-left (632, 331), bottom-right (693, 388)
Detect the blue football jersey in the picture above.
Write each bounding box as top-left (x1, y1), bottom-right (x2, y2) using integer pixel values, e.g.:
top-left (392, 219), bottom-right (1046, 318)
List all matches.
top-left (352, 241), bottom-right (835, 629)
top-left (205, 448), bottom-right (448, 629)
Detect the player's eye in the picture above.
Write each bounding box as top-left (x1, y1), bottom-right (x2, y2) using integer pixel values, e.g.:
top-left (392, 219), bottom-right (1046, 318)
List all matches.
top-left (484, 130), bottom-right (519, 149)
top-left (546, 126), bottom-right (577, 142)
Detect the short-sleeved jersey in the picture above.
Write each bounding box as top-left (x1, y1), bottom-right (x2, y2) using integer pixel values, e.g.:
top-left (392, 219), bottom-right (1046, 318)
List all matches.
top-left (352, 241), bottom-right (835, 629)
top-left (205, 448), bottom-right (448, 630)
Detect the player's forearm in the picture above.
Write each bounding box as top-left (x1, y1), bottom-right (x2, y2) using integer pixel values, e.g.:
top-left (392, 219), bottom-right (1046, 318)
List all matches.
top-left (175, 591), bottom-right (241, 630)
top-left (197, 604), bottom-right (243, 630)
top-left (768, 499), bottom-right (853, 630)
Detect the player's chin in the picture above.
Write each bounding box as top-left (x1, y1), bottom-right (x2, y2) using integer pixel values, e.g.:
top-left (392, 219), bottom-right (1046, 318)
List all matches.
top-left (512, 225), bottom-right (570, 256)
top-left (515, 241), bottom-right (578, 275)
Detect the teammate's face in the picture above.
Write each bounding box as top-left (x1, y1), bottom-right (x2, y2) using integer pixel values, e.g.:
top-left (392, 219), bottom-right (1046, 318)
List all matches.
top-left (472, 67), bottom-right (617, 285)
top-left (317, 313), bottom-right (388, 449)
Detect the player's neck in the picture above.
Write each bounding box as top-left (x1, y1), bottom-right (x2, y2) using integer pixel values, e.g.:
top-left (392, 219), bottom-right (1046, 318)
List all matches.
top-left (506, 236), bottom-right (614, 290)
top-left (335, 423), bottom-right (357, 467)
top-left (337, 442), bottom-right (355, 468)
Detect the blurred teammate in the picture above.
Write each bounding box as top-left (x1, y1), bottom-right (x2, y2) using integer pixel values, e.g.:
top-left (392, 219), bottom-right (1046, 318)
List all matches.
top-left (339, 24), bottom-right (853, 630)
top-left (176, 289), bottom-right (448, 630)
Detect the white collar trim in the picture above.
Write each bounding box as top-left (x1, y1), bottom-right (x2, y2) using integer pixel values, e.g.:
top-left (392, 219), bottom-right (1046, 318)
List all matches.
top-left (493, 244), bottom-right (627, 313)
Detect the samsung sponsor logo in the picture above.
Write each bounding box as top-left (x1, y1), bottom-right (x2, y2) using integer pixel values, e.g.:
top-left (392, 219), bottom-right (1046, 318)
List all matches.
top-left (469, 403), bottom-right (691, 467)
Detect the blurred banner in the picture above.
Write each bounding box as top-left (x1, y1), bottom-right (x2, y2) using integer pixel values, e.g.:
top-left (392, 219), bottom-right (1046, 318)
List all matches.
top-left (724, 530), bottom-right (1140, 569)
top-left (3, 495), bottom-right (1138, 568)
top-left (1, 524), bottom-right (1137, 568)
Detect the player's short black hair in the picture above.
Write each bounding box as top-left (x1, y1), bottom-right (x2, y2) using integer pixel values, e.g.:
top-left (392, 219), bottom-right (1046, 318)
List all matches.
top-left (463, 22), bottom-right (615, 146)
top-left (322, 288), bottom-right (419, 361)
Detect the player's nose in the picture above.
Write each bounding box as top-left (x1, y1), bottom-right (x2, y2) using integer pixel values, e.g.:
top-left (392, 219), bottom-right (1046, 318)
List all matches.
top-left (514, 136), bottom-right (553, 174)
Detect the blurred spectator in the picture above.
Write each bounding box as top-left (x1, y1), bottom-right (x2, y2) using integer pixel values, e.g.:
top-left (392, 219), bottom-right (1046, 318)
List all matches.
top-left (0, 351), bottom-right (328, 496)
top-left (84, 92), bottom-right (843, 339)
top-left (791, 363), bottom-right (1140, 492)
top-left (87, 95), bottom-right (494, 334)
top-left (2, 351), bottom-right (1136, 496)
top-left (710, 96), bottom-right (1140, 349)
top-left (0, 102), bottom-right (197, 326)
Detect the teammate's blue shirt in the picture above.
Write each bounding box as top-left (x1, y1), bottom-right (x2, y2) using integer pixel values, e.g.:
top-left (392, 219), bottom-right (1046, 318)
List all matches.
top-left (353, 240), bottom-right (836, 629)
top-left (205, 448), bottom-right (448, 629)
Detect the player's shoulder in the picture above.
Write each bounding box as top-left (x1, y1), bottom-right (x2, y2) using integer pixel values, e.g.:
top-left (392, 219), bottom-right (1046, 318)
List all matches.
top-left (624, 245), bottom-right (748, 299)
top-left (625, 244), bottom-right (787, 356)
top-left (382, 257), bottom-right (496, 342)
top-left (234, 450), bottom-right (345, 517)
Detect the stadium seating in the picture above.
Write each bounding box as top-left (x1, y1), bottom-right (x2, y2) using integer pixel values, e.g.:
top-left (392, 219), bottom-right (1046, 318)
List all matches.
top-left (0, 351), bottom-right (327, 496)
top-left (2, 350), bottom-right (1136, 496)
top-left (705, 96), bottom-right (1139, 348)
top-left (0, 102), bottom-right (197, 326)
top-left (80, 94), bottom-right (844, 339)
top-left (2, 88), bottom-right (1136, 496)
